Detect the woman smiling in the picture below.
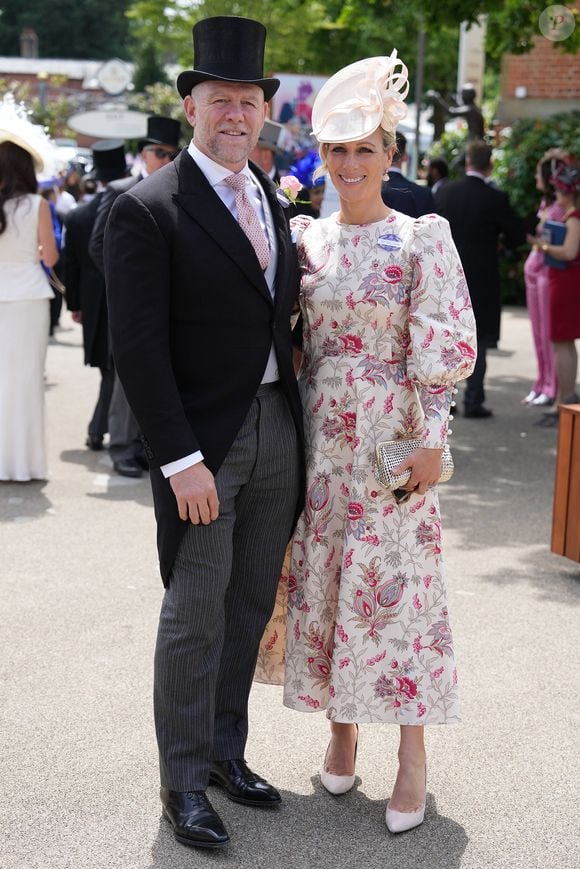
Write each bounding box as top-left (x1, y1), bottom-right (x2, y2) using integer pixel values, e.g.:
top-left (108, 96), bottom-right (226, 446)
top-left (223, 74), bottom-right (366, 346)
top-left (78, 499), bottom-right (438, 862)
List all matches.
top-left (283, 53), bottom-right (477, 834)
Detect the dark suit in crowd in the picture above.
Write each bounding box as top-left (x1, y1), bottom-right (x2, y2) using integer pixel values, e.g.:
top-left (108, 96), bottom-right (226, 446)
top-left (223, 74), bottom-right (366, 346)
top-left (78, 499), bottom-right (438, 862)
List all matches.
top-left (89, 173), bottom-right (147, 470)
top-left (380, 131), bottom-right (435, 218)
top-left (63, 193), bottom-right (113, 441)
top-left (382, 166), bottom-right (436, 218)
top-left (437, 161), bottom-right (525, 415)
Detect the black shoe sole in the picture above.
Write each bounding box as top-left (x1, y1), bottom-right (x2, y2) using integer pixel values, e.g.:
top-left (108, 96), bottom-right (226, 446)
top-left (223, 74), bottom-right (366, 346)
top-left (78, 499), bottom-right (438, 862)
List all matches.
top-left (208, 777), bottom-right (281, 808)
top-left (173, 832), bottom-right (229, 849)
top-left (162, 809), bottom-right (229, 848)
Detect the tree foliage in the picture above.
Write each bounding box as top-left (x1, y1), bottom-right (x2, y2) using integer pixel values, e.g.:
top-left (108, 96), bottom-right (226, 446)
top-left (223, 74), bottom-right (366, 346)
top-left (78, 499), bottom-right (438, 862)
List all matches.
top-left (0, 0), bottom-right (132, 59)
top-left (132, 40), bottom-right (168, 93)
top-left (128, 81), bottom-right (190, 142)
top-left (125, 0), bottom-right (578, 104)
top-left (487, 0), bottom-right (579, 57)
top-left (494, 111), bottom-right (580, 217)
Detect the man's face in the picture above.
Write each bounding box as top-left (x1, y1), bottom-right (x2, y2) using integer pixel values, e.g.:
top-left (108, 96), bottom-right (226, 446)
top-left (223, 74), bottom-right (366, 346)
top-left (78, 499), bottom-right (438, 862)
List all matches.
top-left (250, 146), bottom-right (275, 173)
top-left (184, 81), bottom-right (267, 172)
top-left (141, 145), bottom-right (177, 174)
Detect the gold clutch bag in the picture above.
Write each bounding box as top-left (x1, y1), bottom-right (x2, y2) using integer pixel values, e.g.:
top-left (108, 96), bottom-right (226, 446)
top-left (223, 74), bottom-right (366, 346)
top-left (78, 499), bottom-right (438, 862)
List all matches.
top-left (373, 437), bottom-right (454, 490)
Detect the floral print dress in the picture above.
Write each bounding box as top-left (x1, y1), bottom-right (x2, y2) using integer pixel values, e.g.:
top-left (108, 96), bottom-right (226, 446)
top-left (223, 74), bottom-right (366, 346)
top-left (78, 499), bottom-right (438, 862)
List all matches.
top-left (283, 211), bottom-right (477, 725)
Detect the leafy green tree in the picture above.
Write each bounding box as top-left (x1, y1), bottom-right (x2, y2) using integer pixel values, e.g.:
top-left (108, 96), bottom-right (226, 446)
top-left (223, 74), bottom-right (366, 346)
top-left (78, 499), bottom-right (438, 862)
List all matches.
top-left (132, 40), bottom-right (168, 92)
top-left (493, 111), bottom-right (580, 217)
top-left (0, 0), bottom-right (132, 59)
top-left (487, 0), bottom-right (579, 57)
top-left (127, 0), bottom-right (327, 72)
top-left (128, 81), bottom-right (190, 142)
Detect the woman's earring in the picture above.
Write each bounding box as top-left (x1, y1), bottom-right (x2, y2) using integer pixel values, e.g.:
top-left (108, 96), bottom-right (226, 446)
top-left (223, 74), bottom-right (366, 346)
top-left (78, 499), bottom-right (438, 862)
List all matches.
top-left (383, 170), bottom-right (390, 181)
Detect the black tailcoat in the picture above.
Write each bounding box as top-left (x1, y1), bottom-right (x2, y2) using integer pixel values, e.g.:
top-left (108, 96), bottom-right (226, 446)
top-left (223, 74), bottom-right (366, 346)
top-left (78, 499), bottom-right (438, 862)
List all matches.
top-left (89, 174), bottom-right (143, 274)
top-left (104, 151), bottom-right (304, 582)
top-left (63, 195), bottom-right (110, 368)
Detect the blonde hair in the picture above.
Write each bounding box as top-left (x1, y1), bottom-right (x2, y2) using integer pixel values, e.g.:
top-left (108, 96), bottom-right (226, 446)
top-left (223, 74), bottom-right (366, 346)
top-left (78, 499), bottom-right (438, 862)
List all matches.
top-left (313, 126), bottom-right (396, 181)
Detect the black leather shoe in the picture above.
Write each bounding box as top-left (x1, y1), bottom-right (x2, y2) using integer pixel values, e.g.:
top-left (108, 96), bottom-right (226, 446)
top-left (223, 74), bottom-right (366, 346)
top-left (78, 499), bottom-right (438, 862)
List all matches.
top-left (160, 789), bottom-right (229, 849)
top-left (85, 434), bottom-right (104, 451)
top-left (464, 405), bottom-right (493, 419)
top-left (113, 458), bottom-right (143, 477)
top-left (209, 759), bottom-right (281, 807)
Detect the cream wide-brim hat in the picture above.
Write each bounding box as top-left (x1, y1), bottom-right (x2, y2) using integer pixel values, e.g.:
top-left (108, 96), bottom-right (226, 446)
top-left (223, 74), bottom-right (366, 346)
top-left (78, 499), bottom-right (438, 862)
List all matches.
top-left (0, 128), bottom-right (45, 172)
top-left (311, 52), bottom-right (409, 144)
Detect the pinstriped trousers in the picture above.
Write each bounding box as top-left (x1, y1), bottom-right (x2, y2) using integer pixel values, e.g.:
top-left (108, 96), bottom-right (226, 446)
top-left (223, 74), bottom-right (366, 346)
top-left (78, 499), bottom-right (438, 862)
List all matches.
top-left (154, 384), bottom-right (300, 790)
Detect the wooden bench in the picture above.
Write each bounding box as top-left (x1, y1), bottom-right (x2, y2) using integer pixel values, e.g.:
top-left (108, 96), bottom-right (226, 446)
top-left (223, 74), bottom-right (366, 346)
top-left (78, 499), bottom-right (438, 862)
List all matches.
top-left (551, 404), bottom-right (580, 563)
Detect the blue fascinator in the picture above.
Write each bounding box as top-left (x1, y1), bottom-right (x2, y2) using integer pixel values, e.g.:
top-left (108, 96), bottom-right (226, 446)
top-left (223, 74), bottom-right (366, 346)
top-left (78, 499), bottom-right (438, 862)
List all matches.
top-left (290, 150), bottom-right (325, 189)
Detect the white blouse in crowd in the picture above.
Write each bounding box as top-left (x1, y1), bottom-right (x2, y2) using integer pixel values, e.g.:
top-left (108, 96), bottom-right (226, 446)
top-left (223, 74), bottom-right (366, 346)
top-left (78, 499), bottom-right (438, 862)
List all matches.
top-left (0, 194), bottom-right (53, 302)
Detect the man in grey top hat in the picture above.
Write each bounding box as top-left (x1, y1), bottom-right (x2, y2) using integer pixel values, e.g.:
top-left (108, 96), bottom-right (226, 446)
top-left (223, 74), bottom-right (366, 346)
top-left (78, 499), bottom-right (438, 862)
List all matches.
top-left (250, 118), bottom-right (283, 184)
top-left (104, 16), bottom-right (303, 849)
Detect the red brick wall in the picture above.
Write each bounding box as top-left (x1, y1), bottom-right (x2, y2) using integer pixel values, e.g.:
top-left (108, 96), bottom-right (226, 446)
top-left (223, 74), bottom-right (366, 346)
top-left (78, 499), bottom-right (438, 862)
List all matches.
top-left (502, 36), bottom-right (580, 100)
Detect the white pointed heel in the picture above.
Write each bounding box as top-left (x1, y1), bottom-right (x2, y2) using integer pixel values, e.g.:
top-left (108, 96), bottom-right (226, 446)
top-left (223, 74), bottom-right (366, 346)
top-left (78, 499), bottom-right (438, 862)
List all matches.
top-left (320, 724), bottom-right (358, 795)
top-left (385, 765), bottom-right (426, 833)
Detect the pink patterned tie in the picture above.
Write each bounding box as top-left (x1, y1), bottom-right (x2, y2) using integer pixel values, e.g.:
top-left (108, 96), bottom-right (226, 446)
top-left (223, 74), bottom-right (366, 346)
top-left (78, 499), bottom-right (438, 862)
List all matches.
top-left (224, 173), bottom-right (270, 270)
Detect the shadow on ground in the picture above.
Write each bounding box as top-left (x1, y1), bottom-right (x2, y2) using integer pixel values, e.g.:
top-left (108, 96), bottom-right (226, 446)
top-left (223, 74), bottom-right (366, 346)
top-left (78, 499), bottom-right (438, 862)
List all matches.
top-left (446, 372), bottom-right (579, 601)
top-left (147, 784), bottom-right (468, 869)
top-left (0, 480), bottom-right (53, 523)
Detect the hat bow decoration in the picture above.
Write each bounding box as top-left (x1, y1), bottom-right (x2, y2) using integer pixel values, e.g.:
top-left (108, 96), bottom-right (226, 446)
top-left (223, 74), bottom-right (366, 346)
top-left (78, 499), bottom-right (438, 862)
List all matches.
top-left (312, 51), bottom-right (409, 144)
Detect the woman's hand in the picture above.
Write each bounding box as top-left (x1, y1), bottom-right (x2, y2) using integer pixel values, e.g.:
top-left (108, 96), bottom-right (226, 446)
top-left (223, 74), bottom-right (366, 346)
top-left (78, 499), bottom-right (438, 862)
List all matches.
top-left (392, 448), bottom-right (444, 495)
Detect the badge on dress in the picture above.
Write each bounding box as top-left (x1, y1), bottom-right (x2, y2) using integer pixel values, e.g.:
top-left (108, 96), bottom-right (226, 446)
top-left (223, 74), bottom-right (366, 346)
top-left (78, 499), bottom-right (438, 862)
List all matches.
top-left (377, 233), bottom-right (402, 251)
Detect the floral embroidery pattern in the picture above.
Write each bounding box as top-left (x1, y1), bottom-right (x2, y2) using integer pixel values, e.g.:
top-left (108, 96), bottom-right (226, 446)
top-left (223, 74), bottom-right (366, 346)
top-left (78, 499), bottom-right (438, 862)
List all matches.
top-left (280, 212), bottom-right (476, 724)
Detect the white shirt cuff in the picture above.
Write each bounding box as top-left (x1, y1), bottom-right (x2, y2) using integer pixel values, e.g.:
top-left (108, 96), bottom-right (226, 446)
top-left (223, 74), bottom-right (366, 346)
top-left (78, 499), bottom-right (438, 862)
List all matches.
top-left (160, 451), bottom-right (204, 478)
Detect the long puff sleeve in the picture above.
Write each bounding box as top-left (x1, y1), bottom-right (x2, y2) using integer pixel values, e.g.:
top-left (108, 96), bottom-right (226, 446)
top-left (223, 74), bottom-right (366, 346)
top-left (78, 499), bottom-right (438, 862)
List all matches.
top-left (406, 214), bottom-right (477, 449)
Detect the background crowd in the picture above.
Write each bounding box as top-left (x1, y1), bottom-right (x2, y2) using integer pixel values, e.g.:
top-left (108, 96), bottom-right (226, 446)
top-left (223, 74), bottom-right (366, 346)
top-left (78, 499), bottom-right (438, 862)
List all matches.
top-left (1, 97), bottom-right (577, 484)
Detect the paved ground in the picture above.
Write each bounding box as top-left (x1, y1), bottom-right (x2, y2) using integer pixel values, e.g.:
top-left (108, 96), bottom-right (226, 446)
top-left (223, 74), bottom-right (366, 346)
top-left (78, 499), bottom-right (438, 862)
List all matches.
top-left (1, 309), bottom-right (578, 869)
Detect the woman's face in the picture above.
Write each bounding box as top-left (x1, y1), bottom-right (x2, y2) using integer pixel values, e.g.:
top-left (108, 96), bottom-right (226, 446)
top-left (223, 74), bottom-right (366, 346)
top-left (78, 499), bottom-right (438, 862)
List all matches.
top-left (324, 128), bottom-right (394, 206)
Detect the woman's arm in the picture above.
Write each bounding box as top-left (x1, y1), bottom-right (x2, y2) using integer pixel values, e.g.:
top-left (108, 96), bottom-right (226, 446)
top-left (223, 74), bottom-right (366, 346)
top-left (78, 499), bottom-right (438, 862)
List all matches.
top-left (38, 198), bottom-right (59, 268)
top-left (540, 216), bottom-right (580, 262)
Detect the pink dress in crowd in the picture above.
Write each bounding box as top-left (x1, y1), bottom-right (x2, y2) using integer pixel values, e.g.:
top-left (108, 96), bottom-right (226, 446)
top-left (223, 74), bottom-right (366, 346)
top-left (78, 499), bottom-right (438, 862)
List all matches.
top-left (523, 199), bottom-right (565, 400)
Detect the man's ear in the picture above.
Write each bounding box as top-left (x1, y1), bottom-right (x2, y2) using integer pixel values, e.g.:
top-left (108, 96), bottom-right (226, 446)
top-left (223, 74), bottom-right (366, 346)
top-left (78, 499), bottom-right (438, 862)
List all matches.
top-left (183, 95), bottom-right (196, 129)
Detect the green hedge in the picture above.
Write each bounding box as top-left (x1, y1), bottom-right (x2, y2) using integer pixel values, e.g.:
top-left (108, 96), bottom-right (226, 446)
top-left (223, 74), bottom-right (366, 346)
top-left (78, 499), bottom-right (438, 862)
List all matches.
top-left (493, 111), bottom-right (580, 217)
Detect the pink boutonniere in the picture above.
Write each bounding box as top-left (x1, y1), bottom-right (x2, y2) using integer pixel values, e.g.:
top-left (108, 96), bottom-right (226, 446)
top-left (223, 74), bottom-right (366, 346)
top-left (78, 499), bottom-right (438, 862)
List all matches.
top-left (276, 174), bottom-right (305, 207)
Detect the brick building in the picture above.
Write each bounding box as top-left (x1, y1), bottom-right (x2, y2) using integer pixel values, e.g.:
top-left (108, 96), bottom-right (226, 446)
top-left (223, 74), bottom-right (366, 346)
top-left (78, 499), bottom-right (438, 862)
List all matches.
top-left (497, 35), bottom-right (580, 122)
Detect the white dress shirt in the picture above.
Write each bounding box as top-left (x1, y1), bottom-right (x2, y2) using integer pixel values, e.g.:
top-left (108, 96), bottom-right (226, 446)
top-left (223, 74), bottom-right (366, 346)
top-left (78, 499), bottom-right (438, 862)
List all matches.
top-left (160, 142), bottom-right (279, 479)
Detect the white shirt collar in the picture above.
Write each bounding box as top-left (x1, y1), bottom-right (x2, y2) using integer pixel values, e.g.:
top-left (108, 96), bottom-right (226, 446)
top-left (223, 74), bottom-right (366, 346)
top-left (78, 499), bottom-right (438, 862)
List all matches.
top-left (466, 170), bottom-right (488, 182)
top-left (188, 141), bottom-right (252, 187)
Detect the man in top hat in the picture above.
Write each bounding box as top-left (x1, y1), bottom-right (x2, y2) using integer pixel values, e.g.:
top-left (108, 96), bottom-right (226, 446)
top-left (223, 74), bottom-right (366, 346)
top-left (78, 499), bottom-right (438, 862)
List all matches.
top-left (104, 16), bottom-right (303, 849)
top-left (63, 140), bottom-right (128, 450)
top-left (249, 118), bottom-right (283, 184)
top-left (89, 116), bottom-right (181, 476)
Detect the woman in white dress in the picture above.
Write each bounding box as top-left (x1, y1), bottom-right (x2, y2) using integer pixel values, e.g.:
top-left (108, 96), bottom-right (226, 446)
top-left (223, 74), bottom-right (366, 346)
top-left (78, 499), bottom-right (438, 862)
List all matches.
top-left (0, 139), bottom-right (58, 481)
top-left (283, 54), bottom-right (477, 832)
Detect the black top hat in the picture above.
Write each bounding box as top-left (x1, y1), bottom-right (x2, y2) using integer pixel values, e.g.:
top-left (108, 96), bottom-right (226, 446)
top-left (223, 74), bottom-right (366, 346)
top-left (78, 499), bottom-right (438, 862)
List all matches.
top-left (176, 16), bottom-right (279, 101)
top-left (91, 139), bottom-right (127, 182)
top-left (138, 116), bottom-right (182, 152)
top-left (256, 119), bottom-right (283, 152)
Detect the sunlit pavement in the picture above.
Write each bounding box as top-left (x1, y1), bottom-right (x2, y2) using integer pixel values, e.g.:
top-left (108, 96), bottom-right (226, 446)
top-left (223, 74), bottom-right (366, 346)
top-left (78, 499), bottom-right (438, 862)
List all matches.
top-left (1, 310), bottom-right (577, 869)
